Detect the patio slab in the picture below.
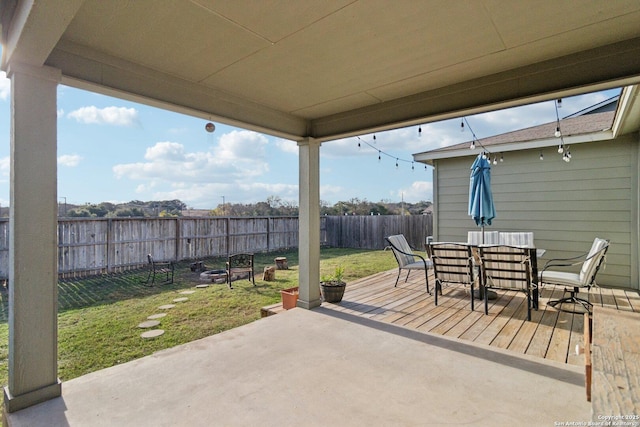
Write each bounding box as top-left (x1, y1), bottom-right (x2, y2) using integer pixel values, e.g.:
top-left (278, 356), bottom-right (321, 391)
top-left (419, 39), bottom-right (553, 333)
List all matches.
top-left (5, 307), bottom-right (590, 426)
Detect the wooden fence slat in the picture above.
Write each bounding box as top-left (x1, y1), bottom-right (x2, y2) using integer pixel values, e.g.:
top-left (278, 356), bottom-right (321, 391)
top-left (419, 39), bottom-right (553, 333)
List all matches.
top-left (0, 215), bottom-right (432, 279)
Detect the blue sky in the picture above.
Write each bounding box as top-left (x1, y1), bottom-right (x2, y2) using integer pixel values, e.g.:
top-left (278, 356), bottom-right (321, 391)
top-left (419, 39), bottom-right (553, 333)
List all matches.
top-left (0, 66), bottom-right (620, 209)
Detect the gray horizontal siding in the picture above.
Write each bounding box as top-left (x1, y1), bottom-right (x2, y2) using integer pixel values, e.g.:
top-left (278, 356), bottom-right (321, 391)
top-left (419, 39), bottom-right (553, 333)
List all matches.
top-left (434, 134), bottom-right (638, 289)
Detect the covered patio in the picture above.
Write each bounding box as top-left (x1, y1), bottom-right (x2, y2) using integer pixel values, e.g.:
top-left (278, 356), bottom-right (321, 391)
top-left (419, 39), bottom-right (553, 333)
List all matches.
top-left (8, 268), bottom-right (638, 425)
top-left (8, 297), bottom-right (591, 426)
top-left (2, 0), bottom-right (640, 421)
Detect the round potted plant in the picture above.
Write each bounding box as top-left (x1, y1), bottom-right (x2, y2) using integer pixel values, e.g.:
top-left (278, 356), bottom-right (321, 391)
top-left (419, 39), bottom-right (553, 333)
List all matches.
top-left (320, 266), bottom-right (346, 303)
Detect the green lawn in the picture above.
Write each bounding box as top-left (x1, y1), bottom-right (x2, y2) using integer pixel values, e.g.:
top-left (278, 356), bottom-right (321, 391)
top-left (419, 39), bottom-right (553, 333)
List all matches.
top-left (0, 248), bottom-right (397, 391)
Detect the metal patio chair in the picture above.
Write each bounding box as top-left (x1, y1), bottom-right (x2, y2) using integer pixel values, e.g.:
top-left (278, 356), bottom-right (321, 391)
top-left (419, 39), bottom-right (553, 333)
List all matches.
top-left (226, 253), bottom-right (255, 289)
top-left (479, 245), bottom-right (538, 321)
top-left (540, 238), bottom-right (610, 314)
top-left (386, 234), bottom-right (432, 294)
top-left (428, 242), bottom-right (475, 310)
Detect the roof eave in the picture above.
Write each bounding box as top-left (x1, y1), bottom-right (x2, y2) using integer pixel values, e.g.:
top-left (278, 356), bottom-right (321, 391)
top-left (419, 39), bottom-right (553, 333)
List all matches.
top-left (413, 130), bottom-right (615, 166)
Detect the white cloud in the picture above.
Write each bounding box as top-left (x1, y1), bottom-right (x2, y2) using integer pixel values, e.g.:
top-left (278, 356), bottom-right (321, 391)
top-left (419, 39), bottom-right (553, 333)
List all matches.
top-left (0, 156), bottom-right (9, 177)
top-left (397, 181), bottom-right (433, 203)
top-left (58, 154), bottom-right (82, 167)
top-left (275, 139), bottom-right (298, 154)
top-left (67, 106), bottom-right (139, 126)
top-left (215, 130), bottom-right (269, 160)
top-left (112, 130), bottom-right (277, 206)
top-left (0, 72), bottom-right (10, 100)
top-left (150, 182), bottom-right (298, 208)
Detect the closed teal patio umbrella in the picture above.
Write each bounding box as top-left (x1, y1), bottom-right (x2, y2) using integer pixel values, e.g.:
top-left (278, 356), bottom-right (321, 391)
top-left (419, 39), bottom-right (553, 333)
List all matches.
top-left (468, 153), bottom-right (496, 240)
top-left (469, 153), bottom-right (497, 300)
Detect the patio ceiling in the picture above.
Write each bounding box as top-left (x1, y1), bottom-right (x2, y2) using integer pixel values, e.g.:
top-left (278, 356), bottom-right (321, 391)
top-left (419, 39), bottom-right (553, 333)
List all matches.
top-left (2, 0), bottom-right (640, 141)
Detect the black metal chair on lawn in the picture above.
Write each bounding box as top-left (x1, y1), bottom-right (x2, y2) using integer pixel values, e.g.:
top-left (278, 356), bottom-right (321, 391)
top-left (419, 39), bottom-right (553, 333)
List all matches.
top-left (144, 254), bottom-right (175, 286)
top-left (540, 238), bottom-right (609, 314)
top-left (386, 234), bottom-right (432, 294)
top-left (479, 245), bottom-right (538, 321)
top-left (226, 253), bottom-right (255, 289)
top-left (428, 242), bottom-right (475, 310)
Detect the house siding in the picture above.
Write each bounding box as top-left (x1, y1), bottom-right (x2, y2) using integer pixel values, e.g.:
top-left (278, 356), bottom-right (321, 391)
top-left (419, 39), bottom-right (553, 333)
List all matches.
top-left (433, 134), bottom-right (639, 290)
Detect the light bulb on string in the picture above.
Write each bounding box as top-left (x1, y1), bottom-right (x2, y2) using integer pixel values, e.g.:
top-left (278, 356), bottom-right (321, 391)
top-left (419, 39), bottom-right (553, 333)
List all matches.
top-left (373, 134), bottom-right (376, 143)
top-left (557, 144), bottom-right (564, 154)
top-left (411, 162), bottom-right (415, 171)
top-left (378, 151), bottom-right (381, 162)
top-left (555, 126), bottom-right (561, 138)
top-left (500, 153), bottom-right (504, 162)
top-left (557, 98), bottom-right (562, 108)
top-left (395, 158), bottom-right (399, 169)
top-left (460, 120), bottom-right (465, 132)
top-left (540, 152), bottom-right (544, 161)
top-left (493, 157), bottom-right (497, 165)
top-left (470, 140), bottom-right (475, 150)
top-left (418, 126), bottom-right (422, 137)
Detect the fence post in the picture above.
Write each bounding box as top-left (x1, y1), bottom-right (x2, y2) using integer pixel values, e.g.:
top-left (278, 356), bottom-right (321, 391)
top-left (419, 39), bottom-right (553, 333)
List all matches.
top-left (106, 218), bottom-right (113, 274)
top-left (175, 217), bottom-right (181, 262)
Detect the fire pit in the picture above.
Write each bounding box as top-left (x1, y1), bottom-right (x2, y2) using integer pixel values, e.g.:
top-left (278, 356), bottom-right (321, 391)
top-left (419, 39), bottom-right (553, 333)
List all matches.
top-left (199, 269), bottom-right (228, 284)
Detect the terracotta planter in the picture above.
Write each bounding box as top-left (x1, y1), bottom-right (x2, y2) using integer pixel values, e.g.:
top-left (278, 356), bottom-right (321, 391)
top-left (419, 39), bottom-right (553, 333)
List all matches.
top-left (320, 282), bottom-right (346, 303)
top-left (280, 287), bottom-right (299, 309)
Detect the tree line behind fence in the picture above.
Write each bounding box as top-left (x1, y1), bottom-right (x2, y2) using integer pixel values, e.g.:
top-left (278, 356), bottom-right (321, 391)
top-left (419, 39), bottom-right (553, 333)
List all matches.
top-left (0, 215), bottom-right (432, 279)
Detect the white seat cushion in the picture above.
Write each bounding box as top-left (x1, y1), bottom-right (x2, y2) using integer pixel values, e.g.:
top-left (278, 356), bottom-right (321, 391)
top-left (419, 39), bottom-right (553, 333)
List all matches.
top-left (539, 270), bottom-right (581, 287)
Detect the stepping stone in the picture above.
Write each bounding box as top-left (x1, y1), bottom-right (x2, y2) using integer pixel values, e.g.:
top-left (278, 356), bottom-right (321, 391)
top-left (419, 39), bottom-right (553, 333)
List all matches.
top-left (138, 320), bottom-right (161, 329)
top-left (147, 313), bottom-right (167, 320)
top-left (158, 304), bottom-right (176, 310)
top-left (173, 297), bottom-right (188, 303)
top-left (180, 290), bottom-right (196, 295)
top-left (141, 329), bottom-right (164, 339)
top-left (195, 284), bottom-right (209, 289)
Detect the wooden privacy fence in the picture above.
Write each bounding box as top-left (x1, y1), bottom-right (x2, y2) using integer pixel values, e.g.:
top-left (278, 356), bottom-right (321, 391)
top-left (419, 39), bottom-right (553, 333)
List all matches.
top-left (0, 214), bottom-right (432, 279)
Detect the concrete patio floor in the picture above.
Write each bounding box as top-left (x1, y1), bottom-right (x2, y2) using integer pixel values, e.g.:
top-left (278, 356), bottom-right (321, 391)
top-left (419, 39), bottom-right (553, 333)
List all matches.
top-left (6, 306), bottom-right (590, 426)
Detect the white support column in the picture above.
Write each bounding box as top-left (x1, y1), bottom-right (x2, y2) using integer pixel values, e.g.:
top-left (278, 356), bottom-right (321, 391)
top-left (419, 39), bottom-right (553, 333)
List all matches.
top-left (297, 137), bottom-right (321, 309)
top-left (4, 63), bottom-right (62, 412)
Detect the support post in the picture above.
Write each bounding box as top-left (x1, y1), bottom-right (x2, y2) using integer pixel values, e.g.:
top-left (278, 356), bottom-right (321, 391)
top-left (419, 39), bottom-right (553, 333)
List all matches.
top-left (297, 138), bottom-right (321, 309)
top-left (4, 63), bottom-right (62, 412)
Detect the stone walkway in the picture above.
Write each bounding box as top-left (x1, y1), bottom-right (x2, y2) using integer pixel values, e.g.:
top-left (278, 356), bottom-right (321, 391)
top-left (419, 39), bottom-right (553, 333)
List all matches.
top-left (138, 286), bottom-right (208, 339)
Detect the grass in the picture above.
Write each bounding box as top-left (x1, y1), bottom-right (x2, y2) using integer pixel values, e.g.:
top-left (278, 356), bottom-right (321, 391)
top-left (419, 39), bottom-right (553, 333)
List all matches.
top-left (0, 247), bottom-right (397, 392)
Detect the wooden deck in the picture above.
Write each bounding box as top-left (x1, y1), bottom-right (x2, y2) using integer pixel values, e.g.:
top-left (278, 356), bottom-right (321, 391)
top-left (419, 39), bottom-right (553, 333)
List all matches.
top-left (266, 269), bottom-right (640, 367)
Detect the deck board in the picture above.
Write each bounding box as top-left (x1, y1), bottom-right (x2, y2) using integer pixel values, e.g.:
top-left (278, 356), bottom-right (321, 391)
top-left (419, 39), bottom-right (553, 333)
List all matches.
top-left (267, 269), bottom-right (640, 366)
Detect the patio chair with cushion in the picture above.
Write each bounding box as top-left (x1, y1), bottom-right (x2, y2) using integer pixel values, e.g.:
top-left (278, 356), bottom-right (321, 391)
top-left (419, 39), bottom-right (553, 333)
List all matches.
top-left (539, 238), bottom-right (610, 314)
top-left (428, 242), bottom-right (475, 310)
top-left (499, 232), bottom-right (535, 247)
top-left (386, 234), bottom-right (432, 294)
top-left (479, 245), bottom-right (538, 320)
top-left (467, 230), bottom-right (500, 246)
top-left (226, 253), bottom-right (256, 289)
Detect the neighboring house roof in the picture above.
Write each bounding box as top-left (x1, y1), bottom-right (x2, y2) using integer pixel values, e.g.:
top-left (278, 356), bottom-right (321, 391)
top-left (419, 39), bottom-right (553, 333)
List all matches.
top-left (413, 85), bottom-right (640, 165)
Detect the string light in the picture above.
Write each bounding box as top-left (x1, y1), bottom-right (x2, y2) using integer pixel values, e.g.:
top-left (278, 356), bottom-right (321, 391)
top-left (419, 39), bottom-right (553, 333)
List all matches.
top-left (553, 99), bottom-right (571, 164)
top-left (460, 119), bottom-right (465, 132)
top-left (500, 153), bottom-right (504, 162)
top-left (355, 135), bottom-right (427, 171)
top-left (462, 117), bottom-right (498, 164)
top-left (418, 126), bottom-right (422, 137)
top-left (540, 152), bottom-right (544, 161)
